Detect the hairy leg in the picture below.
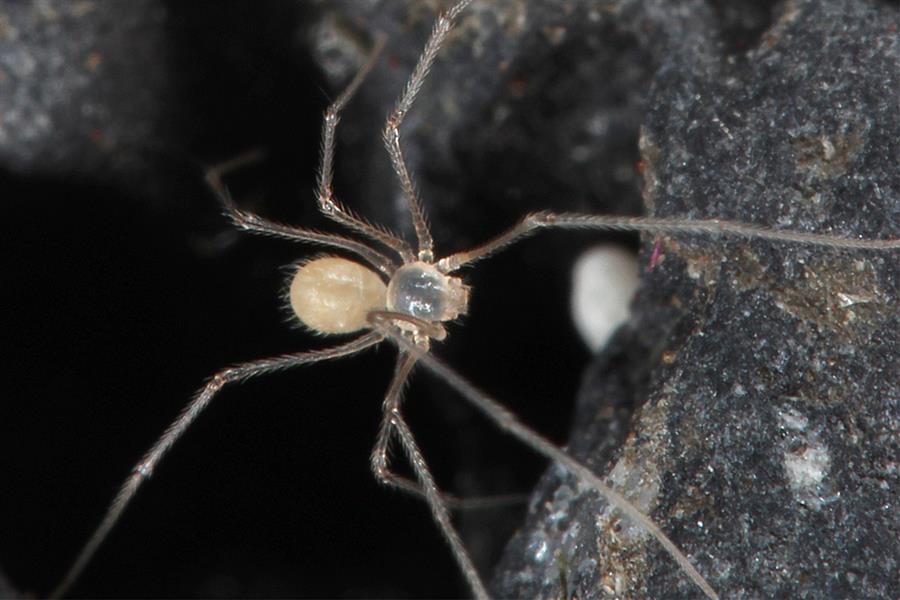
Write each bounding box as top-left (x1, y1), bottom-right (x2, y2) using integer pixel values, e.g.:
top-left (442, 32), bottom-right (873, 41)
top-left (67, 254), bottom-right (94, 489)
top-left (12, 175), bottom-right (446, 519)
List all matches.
top-left (439, 210), bottom-right (900, 272)
top-left (206, 153), bottom-right (398, 277)
top-left (391, 407), bottom-right (488, 599)
top-left (50, 332), bottom-right (383, 598)
top-left (371, 317), bottom-right (720, 600)
top-left (316, 35), bottom-right (416, 261)
top-left (382, 0), bottom-right (474, 262)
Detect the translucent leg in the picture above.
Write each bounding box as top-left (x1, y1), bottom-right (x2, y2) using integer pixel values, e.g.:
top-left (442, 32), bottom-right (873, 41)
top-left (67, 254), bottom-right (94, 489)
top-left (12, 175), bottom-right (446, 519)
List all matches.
top-left (438, 210), bottom-right (900, 272)
top-left (367, 350), bottom-right (488, 599)
top-left (206, 152), bottom-right (398, 277)
top-left (49, 332), bottom-right (383, 599)
top-left (393, 408), bottom-right (489, 599)
top-left (316, 35), bottom-right (417, 261)
top-left (370, 315), bottom-right (720, 600)
top-left (382, 0), bottom-right (475, 261)
top-left (370, 353), bottom-right (525, 510)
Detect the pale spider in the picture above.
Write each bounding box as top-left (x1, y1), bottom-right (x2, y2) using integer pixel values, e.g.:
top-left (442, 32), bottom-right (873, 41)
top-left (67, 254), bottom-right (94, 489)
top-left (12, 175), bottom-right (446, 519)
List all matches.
top-left (38, 0), bottom-right (898, 598)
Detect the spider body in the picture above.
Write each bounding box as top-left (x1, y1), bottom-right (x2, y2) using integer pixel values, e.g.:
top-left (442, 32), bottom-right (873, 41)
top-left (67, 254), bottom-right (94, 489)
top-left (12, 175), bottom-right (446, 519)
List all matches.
top-left (290, 256), bottom-right (468, 338)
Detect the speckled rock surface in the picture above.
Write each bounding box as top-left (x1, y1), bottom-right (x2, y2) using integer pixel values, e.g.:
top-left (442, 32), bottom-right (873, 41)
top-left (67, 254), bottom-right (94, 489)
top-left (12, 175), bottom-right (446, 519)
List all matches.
top-left (0, 0), bottom-right (169, 191)
top-left (309, 0), bottom-right (663, 248)
top-left (492, 0), bottom-right (899, 598)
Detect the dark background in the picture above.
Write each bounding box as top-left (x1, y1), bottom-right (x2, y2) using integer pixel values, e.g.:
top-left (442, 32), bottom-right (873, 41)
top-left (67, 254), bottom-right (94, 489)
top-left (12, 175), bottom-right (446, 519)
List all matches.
top-left (0, 1), bottom-right (653, 596)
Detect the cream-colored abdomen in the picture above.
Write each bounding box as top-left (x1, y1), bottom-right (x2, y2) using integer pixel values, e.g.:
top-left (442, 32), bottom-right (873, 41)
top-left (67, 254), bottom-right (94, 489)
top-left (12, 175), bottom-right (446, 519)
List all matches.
top-left (289, 257), bottom-right (387, 334)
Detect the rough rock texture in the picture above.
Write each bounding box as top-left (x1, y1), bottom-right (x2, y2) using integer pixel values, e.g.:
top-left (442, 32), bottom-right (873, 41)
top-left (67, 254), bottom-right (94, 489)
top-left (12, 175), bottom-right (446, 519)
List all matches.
top-left (493, 0), bottom-right (900, 598)
top-left (0, 0), bottom-right (170, 194)
top-left (307, 0), bottom-right (655, 250)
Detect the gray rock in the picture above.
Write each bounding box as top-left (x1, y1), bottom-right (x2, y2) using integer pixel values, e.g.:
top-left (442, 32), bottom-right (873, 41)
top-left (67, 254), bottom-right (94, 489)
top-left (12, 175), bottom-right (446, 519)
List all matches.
top-left (493, 0), bottom-right (899, 598)
top-left (0, 0), bottom-right (168, 192)
top-left (309, 0), bottom-right (654, 248)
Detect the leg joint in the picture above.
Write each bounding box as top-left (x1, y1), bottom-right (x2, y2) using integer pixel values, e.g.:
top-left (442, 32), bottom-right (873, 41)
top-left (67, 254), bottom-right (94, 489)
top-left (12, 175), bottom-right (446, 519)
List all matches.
top-left (370, 456), bottom-right (390, 485)
top-left (135, 462), bottom-right (154, 479)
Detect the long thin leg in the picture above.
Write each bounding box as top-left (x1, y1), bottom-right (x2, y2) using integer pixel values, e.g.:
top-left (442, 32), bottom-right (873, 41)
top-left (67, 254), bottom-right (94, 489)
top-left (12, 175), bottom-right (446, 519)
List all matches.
top-left (382, 0), bottom-right (474, 262)
top-left (393, 407), bottom-right (489, 599)
top-left (206, 156), bottom-right (398, 277)
top-left (317, 35), bottom-right (416, 262)
top-left (370, 352), bottom-right (418, 491)
top-left (372, 457), bottom-right (527, 510)
top-left (391, 412), bottom-right (488, 600)
top-left (371, 352), bottom-right (525, 512)
top-left (49, 332), bottom-right (383, 599)
top-left (438, 210), bottom-right (900, 272)
top-left (372, 318), bottom-right (720, 600)
top-left (368, 351), bottom-right (487, 599)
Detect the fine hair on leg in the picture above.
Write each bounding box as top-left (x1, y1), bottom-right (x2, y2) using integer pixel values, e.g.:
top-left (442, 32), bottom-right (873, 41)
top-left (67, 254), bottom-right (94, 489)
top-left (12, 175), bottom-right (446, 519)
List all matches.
top-left (49, 333), bottom-right (382, 599)
top-left (369, 313), bottom-right (720, 600)
top-left (370, 353), bottom-right (527, 511)
top-left (315, 34), bottom-right (417, 262)
top-left (439, 211), bottom-right (900, 272)
top-left (206, 152), bottom-right (399, 277)
top-left (382, 0), bottom-right (475, 261)
top-left (370, 350), bottom-right (488, 599)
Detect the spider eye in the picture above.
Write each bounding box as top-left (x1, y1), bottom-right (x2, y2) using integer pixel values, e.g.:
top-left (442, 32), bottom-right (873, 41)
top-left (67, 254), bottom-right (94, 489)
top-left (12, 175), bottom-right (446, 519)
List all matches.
top-left (289, 257), bottom-right (387, 334)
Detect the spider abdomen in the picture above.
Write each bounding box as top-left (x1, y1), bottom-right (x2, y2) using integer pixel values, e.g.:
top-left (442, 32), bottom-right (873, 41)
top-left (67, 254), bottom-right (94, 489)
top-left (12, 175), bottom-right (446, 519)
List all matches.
top-left (289, 256), bottom-right (387, 334)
